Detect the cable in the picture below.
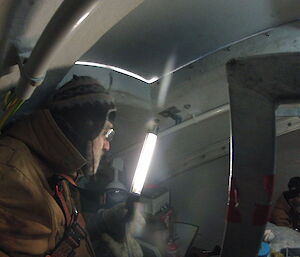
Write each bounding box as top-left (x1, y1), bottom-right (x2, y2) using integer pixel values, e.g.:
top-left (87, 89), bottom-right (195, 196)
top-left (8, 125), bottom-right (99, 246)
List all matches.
top-left (0, 95), bottom-right (24, 131)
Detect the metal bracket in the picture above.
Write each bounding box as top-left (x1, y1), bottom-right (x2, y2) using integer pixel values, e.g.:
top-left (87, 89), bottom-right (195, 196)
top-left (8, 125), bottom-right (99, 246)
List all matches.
top-left (14, 47), bottom-right (45, 88)
top-left (159, 106), bottom-right (182, 125)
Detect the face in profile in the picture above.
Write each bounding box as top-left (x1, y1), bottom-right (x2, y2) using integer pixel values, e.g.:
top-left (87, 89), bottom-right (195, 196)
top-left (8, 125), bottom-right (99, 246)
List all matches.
top-left (85, 121), bottom-right (114, 176)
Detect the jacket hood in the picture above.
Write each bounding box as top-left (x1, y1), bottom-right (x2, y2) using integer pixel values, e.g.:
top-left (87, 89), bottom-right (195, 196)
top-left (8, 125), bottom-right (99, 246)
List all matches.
top-left (4, 109), bottom-right (87, 175)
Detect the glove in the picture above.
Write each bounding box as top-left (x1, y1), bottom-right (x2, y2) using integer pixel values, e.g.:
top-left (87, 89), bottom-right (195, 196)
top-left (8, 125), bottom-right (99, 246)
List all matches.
top-left (88, 202), bottom-right (134, 242)
top-left (263, 229), bottom-right (275, 242)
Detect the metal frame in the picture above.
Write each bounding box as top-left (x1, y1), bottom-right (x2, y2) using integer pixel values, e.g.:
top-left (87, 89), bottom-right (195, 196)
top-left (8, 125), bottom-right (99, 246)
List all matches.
top-left (221, 53), bottom-right (300, 257)
top-left (0, 0), bottom-right (101, 130)
top-left (15, 0), bottom-right (100, 100)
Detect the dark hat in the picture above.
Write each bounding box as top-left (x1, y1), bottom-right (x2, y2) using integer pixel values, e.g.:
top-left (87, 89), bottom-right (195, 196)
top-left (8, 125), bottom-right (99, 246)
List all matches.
top-left (48, 75), bottom-right (116, 155)
top-left (49, 75), bottom-right (116, 122)
top-left (288, 177), bottom-right (300, 192)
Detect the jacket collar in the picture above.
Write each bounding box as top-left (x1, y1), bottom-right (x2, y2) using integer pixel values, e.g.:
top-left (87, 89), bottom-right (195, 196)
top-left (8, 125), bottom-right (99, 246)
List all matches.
top-left (5, 109), bottom-right (87, 175)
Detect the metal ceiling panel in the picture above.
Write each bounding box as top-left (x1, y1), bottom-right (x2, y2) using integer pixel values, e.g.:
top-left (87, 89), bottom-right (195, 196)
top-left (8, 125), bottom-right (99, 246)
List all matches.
top-left (80, 0), bottom-right (300, 81)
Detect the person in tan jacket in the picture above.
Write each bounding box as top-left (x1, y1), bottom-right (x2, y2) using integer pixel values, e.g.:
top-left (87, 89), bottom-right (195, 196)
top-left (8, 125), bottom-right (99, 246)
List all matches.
top-left (270, 177), bottom-right (300, 231)
top-left (0, 76), bottom-right (137, 257)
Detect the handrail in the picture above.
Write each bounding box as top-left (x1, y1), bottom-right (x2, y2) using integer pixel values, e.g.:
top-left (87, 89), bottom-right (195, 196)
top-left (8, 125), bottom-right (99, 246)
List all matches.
top-left (0, 0), bottom-right (100, 130)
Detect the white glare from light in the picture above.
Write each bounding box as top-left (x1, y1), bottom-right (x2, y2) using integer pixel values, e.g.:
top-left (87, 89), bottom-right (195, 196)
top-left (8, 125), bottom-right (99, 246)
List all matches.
top-left (75, 61), bottom-right (158, 84)
top-left (131, 133), bottom-right (157, 195)
top-left (157, 54), bottom-right (176, 109)
top-left (75, 12), bottom-right (91, 27)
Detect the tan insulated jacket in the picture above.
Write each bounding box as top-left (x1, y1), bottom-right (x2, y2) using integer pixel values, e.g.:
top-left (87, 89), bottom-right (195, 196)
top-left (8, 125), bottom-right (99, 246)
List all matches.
top-left (271, 193), bottom-right (300, 230)
top-left (0, 110), bottom-right (95, 257)
top-left (271, 194), bottom-right (292, 228)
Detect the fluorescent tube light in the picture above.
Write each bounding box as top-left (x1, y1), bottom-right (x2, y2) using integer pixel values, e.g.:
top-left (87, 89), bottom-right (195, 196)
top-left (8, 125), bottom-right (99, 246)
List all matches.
top-left (130, 133), bottom-right (157, 195)
top-left (75, 61), bottom-right (158, 84)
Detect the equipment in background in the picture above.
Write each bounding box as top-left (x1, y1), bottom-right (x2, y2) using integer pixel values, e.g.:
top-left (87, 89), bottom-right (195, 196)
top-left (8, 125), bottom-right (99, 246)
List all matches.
top-left (166, 239), bottom-right (180, 257)
top-left (257, 242), bottom-right (270, 257)
top-left (136, 239), bottom-right (163, 257)
top-left (187, 245), bottom-right (221, 257)
top-left (104, 158), bottom-right (128, 208)
top-left (134, 185), bottom-right (171, 257)
top-left (280, 248), bottom-right (300, 256)
top-left (172, 222), bottom-right (199, 257)
top-left (140, 186), bottom-right (170, 216)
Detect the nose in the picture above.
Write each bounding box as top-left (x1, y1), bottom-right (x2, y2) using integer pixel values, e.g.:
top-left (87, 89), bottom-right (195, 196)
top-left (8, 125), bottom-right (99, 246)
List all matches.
top-left (103, 139), bottom-right (110, 152)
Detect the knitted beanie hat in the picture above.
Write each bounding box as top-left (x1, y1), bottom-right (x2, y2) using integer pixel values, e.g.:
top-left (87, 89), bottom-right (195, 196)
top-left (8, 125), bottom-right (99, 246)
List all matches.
top-left (48, 75), bottom-right (116, 156)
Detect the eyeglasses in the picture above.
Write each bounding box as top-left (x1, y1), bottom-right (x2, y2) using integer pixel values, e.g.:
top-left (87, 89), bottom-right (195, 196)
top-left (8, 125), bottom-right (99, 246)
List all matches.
top-left (104, 128), bottom-right (115, 142)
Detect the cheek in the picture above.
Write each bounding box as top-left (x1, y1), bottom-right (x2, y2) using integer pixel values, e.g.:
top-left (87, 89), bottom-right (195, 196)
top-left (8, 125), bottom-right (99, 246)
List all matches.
top-left (93, 135), bottom-right (104, 153)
